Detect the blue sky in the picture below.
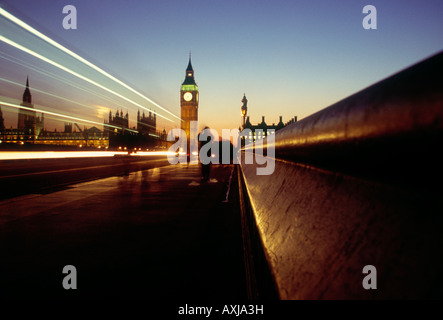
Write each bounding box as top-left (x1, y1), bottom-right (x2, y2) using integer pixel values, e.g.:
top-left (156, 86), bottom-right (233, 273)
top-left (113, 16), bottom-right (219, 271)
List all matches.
top-left (0, 0), bottom-right (442, 133)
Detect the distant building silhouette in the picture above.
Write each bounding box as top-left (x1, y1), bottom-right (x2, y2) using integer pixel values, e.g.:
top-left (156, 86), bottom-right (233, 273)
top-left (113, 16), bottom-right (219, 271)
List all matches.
top-left (0, 106), bottom-right (5, 132)
top-left (104, 109), bottom-right (131, 148)
top-left (38, 126), bottom-right (108, 147)
top-left (17, 77), bottom-right (44, 142)
top-left (106, 109), bottom-right (129, 133)
top-left (284, 116), bottom-right (298, 126)
top-left (137, 110), bottom-right (156, 137)
top-left (0, 76), bottom-right (168, 149)
top-left (240, 94), bottom-right (296, 141)
top-left (104, 109), bottom-right (164, 149)
top-left (64, 123), bottom-right (73, 133)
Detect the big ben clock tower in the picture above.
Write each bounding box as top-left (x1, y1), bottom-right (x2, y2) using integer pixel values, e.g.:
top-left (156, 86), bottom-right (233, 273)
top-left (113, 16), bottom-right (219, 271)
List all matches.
top-left (180, 55), bottom-right (199, 141)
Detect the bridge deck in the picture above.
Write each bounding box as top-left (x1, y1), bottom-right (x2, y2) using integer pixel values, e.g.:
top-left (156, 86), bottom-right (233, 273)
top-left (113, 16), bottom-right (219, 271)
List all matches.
top-left (0, 164), bottom-right (247, 299)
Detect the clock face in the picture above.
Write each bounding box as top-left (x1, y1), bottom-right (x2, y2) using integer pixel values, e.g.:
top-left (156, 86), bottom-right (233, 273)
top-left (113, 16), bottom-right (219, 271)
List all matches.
top-left (184, 92), bottom-right (193, 101)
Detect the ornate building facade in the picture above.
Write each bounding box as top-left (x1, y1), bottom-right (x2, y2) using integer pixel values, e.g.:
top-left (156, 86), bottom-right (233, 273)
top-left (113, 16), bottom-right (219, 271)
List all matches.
top-left (240, 94), bottom-right (295, 142)
top-left (17, 77), bottom-right (44, 142)
top-left (0, 77), bottom-right (168, 149)
top-left (0, 78), bottom-right (107, 147)
top-left (180, 55), bottom-right (199, 142)
top-left (137, 110), bottom-right (156, 136)
top-left (0, 106), bottom-right (5, 132)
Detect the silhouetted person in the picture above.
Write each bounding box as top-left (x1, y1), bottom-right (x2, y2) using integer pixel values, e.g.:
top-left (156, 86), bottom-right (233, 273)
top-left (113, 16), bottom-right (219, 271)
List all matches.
top-left (198, 126), bottom-right (213, 182)
top-left (202, 160), bottom-right (210, 182)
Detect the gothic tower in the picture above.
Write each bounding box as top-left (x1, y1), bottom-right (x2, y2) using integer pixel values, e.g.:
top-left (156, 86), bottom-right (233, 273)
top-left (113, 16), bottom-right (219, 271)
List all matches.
top-left (17, 76), bottom-right (34, 130)
top-left (17, 77), bottom-right (43, 141)
top-left (0, 106), bottom-right (5, 132)
top-left (180, 55), bottom-right (199, 141)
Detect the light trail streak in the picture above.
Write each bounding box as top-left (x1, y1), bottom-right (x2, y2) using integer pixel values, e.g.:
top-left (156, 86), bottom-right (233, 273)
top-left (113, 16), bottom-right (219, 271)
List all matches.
top-left (137, 120), bottom-right (155, 130)
top-left (0, 151), bottom-right (125, 160)
top-left (0, 77), bottom-right (99, 112)
top-left (0, 7), bottom-right (182, 122)
top-left (130, 151), bottom-right (174, 156)
top-left (0, 151), bottom-right (175, 160)
top-left (0, 51), bottom-right (129, 110)
top-left (0, 100), bottom-right (138, 133)
top-left (0, 35), bottom-right (174, 123)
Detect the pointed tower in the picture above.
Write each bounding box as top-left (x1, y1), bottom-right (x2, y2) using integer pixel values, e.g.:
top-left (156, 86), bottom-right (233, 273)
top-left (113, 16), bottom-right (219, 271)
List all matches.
top-left (180, 54), bottom-right (199, 141)
top-left (0, 106), bottom-right (5, 132)
top-left (18, 76), bottom-right (35, 131)
top-left (241, 94), bottom-right (248, 128)
top-left (22, 76), bottom-right (32, 104)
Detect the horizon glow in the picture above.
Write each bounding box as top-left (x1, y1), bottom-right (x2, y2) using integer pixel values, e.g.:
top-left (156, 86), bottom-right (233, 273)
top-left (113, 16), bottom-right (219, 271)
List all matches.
top-left (0, 150), bottom-right (175, 160)
top-left (0, 1), bottom-right (442, 134)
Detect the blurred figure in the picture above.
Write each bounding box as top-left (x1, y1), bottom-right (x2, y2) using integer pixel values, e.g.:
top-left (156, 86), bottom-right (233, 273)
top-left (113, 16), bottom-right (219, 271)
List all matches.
top-left (198, 126), bottom-right (214, 182)
top-left (202, 159), bottom-right (210, 182)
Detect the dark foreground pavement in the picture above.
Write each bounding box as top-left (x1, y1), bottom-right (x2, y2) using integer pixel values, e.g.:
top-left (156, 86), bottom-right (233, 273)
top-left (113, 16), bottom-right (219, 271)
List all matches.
top-left (0, 155), bottom-right (170, 200)
top-left (0, 164), bottom-right (247, 299)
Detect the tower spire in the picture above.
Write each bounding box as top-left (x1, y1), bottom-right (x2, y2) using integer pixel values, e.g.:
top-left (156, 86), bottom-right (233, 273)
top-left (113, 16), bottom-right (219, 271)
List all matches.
top-left (0, 106), bottom-right (4, 131)
top-left (186, 52), bottom-right (193, 72)
top-left (22, 75), bottom-right (32, 105)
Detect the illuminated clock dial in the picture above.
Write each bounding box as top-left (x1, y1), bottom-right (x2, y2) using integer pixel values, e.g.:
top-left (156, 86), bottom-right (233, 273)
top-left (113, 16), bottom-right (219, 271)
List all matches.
top-left (184, 92), bottom-right (193, 101)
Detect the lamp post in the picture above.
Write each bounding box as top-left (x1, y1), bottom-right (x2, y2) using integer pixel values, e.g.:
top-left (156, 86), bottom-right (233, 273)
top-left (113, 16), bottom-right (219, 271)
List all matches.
top-left (241, 94), bottom-right (248, 129)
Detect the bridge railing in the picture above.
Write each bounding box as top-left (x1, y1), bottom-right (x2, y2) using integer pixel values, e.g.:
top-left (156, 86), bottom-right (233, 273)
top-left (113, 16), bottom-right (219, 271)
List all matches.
top-left (238, 51), bottom-right (443, 299)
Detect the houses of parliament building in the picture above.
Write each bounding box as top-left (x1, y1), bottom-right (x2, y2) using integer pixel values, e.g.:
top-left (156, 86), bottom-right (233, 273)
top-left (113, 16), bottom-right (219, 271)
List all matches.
top-left (0, 77), bottom-right (166, 149)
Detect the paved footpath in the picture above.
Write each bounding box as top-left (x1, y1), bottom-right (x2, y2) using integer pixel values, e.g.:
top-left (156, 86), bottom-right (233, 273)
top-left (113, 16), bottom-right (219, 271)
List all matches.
top-left (0, 164), bottom-right (247, 299)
